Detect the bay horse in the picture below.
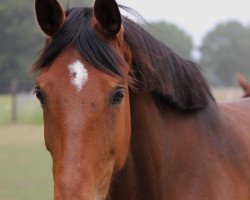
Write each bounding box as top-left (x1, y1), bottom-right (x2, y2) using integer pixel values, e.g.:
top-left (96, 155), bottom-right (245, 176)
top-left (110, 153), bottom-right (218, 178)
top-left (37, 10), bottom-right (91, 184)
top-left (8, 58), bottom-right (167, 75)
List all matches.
top-left (238, 73), bottom-right (250, 97)
top-left (33, 0), bottom-right (250, 199)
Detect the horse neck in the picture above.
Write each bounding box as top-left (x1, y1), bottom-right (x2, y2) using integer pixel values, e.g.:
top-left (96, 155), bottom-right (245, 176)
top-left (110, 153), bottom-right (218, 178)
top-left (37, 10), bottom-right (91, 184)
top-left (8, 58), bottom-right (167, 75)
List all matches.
top-left (109, 90), bottom-right (250, 199)
top-left (109, 91), bottom-right (174, 199)
top-left (109, 91), bottom-right (220, 200)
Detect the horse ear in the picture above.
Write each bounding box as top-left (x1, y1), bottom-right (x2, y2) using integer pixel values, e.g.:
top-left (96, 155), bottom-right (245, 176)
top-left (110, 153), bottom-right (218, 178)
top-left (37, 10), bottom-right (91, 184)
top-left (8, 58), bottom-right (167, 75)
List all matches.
top-left (35, 0), bottom-right (66, 37)
top-left (94, 0), bottom-right (121, 36)
top-left (238, 73), bottom-right (249, 92)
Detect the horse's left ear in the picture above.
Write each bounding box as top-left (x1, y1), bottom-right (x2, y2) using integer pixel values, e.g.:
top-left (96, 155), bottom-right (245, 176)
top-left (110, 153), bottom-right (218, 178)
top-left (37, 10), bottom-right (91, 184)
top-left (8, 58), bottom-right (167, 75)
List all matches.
top-left (35, 0), bottom-right (66, 37)
top-left (94, 0), bottom-right (121, 36)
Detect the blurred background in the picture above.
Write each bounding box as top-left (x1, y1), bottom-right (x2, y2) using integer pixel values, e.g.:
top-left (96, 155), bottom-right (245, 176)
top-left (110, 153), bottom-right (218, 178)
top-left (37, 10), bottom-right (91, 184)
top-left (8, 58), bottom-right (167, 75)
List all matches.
top-left (0, 0), bottom-right (249, 199)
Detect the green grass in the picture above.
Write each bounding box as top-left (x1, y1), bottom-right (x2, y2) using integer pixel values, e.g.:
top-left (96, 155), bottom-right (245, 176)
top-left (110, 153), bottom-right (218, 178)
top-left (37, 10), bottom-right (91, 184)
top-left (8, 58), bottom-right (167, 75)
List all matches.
top-left (0, 94), bottom-right (43, 125)
top-left (0, 95), bottom-right (12, 125)
top-left (16, 95), bottom-right (43, 124)
top-left (0, 125), bottom-right (53, 200)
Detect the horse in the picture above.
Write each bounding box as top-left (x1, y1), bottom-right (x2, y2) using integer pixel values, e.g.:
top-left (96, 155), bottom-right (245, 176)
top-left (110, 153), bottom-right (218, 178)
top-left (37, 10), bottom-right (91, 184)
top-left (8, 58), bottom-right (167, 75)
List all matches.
top-left (238, 73), bottom-right (250, 97)
top-left (33, 0), bottom-right (250, 199)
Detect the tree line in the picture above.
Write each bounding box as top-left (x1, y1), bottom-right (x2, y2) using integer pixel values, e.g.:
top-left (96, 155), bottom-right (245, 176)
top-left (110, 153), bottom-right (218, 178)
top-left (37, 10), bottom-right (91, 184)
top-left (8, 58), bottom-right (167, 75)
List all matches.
top-left (0, 0), bottom-right (250, 93)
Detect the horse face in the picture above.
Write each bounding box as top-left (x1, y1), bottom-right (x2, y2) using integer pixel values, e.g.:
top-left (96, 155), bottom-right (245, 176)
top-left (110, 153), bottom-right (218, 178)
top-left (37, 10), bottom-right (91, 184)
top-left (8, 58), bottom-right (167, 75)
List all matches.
top-left (35, 0), bottom-right (132, 199)
top-left (35, 49), bottom-right (131, 199)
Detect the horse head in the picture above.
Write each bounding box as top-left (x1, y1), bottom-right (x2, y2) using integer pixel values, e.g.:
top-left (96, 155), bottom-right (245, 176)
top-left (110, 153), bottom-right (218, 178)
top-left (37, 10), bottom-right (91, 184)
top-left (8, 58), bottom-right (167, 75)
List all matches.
top-left (35, 0), bottom-right (132, 199)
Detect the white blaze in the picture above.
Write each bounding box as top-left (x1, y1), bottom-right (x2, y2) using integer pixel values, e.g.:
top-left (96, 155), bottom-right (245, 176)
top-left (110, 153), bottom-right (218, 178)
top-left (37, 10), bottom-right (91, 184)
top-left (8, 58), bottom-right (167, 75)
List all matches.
top-left (68, 60), bottom-right (88, 92)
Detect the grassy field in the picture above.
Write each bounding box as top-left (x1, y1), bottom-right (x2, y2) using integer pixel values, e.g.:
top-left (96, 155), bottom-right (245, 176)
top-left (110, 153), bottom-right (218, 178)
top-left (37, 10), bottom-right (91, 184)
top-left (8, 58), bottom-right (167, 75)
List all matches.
top-left (0, 125), bottom-right (53, 200)
top-left (0, 94), bottom-right (43, 125)
top-left (0, 95), bottom-right (12, 125)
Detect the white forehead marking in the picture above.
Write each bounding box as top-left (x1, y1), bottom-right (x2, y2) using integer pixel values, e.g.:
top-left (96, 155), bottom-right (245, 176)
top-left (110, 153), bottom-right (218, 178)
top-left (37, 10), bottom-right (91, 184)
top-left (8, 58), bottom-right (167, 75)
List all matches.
top-left (67, 60), bottom-right (88, 92)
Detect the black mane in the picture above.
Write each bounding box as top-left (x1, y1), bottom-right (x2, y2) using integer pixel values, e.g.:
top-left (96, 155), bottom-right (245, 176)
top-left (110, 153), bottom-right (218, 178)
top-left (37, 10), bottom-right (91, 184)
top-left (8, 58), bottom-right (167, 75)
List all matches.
top-left (33, 6), bottom-right (214, 111)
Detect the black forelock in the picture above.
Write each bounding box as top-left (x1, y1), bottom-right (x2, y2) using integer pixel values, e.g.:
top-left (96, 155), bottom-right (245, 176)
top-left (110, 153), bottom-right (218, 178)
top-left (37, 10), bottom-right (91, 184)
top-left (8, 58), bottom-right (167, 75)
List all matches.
top-left (33, 7), bottom-right (126, 78)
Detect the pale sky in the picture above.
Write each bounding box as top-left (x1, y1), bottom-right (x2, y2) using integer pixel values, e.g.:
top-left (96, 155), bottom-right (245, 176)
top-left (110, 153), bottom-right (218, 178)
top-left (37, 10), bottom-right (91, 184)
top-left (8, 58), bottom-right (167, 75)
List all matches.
top-left (117, 0), bottom-right (250, 46)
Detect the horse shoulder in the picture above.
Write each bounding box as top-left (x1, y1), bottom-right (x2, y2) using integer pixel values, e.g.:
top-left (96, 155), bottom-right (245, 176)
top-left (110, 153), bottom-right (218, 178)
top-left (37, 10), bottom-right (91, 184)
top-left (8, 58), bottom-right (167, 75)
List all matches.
top-left (217, 99), bottom-right (250, 183)
top-left (218, 98), bottom-right (250, 129)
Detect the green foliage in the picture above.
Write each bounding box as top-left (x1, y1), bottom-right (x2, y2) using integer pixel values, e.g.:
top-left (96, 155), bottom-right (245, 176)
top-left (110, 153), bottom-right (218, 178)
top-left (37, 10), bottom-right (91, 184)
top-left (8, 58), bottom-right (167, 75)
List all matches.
top-left (141, 21), bottom-right (193, 59)
top-left (0, 0), bottom-right (43, 93)
top-left (0, 0), bottom-right (94, 93)
top-left (200, 21), bottom-right (250, 86)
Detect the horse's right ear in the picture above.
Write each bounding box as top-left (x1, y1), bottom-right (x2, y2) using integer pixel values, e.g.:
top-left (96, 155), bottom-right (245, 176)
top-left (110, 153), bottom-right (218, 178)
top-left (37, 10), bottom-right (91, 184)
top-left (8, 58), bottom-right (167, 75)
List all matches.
top-left (238, 73), bottom-right (249, 92)
top-left (94, 0), bottom-right (121, 37)
top-left (35, 0), bottom-right (66, 37)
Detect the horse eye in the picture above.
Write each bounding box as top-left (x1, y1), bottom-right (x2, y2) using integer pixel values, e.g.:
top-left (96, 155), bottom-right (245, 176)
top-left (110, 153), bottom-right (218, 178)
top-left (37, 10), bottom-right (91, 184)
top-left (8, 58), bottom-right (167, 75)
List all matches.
top-left (110, 89), bottom-right (125, 105)
top-left (35, 89), bottom-right (46, 105)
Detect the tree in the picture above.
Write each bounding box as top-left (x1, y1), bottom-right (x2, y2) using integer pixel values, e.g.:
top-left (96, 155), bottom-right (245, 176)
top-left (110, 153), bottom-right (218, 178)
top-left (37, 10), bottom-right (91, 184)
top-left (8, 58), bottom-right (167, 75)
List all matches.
top-left (141, 21), bottom-right (193, 59)
top-left (0, 0), bottom-right (94, 93)
top-left (0, 0), bottom-right (43, 93)
top-left (200, 21), bottom-right (250, 86)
